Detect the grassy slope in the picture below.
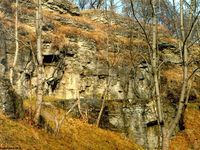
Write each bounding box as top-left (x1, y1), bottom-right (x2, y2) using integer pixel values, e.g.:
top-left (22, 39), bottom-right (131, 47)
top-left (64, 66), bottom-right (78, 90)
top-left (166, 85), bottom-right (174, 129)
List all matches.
top-left (0, 96), bottom-right (142, 150)
top-left (170, 104), bottom-right (200, 150)
top-left (0, 2), bottom-right (199, 149)
top-left (0, 112), bottom-right (142, 150)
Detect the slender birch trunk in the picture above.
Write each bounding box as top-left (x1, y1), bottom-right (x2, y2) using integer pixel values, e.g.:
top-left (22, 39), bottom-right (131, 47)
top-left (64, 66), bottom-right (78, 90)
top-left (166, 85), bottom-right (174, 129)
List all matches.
top-left (34, 0), bottom-right (43, 124)
top-left (162, 0), bottom-right (188, 149)
top-left (151, 0), bottom-right (163, 148)
top-left (10, 0), bottom-right (19, 86)
top-left (168, 0), bottom-right (187, 136)
top-left (152, 0), bottom-right (163, 124)
top-left (96, 2), bottom-right (110, 127)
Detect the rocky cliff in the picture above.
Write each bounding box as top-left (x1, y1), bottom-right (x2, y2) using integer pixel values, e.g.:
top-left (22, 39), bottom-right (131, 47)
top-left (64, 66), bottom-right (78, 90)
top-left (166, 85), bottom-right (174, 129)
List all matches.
top-left (0, 0), bottom-right (199, 149)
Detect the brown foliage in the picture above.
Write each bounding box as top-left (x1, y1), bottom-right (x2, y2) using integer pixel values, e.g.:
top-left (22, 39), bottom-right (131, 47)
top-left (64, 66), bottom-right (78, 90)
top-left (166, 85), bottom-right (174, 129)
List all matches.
top-left (170, 107), bottom-right (200, 150)
top-left (0, 98), bottom-right (143, 150)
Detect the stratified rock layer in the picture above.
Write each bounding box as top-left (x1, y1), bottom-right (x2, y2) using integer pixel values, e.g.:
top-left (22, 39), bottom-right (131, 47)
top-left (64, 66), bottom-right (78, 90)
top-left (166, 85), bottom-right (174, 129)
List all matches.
top-left (44, 0), bottom-right (80, 15)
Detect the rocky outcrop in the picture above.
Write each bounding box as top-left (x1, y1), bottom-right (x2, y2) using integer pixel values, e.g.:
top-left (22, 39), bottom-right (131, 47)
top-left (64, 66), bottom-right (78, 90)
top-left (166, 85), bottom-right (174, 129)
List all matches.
top-left (43, 0), bottom-right (80, 15)
top-left (0, 78), bottom-right (24, 119)
top-left (0, 1), bottom-right (200, 149)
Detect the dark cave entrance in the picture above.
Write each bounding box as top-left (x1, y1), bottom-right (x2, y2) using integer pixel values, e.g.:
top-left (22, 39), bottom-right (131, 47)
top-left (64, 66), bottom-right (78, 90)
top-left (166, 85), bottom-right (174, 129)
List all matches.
top-left (43, 55), bottom-right (60, 64)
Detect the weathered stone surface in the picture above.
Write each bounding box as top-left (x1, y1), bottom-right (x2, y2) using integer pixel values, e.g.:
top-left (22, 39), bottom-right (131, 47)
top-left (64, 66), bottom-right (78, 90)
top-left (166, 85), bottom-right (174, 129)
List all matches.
top-left (44, 0), bottom-right (80, 15)
top-left (0, 63), bottom-right (5, 76)
top-left (54, 16), bottom-right (93, 31)
top-left (0, 78), bottom-right (24, 118)
top-left (160, 49), bottom-right (181, 64)
top-left (50, 96), bottom-right (176, 150)
top-left (0, 1), bottom-right (199, 149)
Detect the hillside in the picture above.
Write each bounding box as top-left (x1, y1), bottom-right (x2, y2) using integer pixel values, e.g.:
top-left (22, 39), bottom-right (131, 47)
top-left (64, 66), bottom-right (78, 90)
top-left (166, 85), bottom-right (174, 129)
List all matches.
top-left (0, 112), bottom-right (141, 150)
top-left (0, 0), bottom-right (200, 150)
top-left (170, 105), bottom-right (200, 150)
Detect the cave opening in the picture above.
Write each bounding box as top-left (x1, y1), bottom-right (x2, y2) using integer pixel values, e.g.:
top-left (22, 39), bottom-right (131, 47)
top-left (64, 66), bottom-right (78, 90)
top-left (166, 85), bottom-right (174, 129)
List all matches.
top-left (43, 55), bottom-right (60, 63)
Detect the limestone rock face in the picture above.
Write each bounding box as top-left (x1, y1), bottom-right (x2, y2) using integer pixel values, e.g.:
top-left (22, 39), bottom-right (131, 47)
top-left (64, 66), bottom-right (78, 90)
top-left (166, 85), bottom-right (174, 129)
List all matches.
top-left (0, 1), bottom-right (200, 149)
top-left (0, 78), bottom-right (23, 119)
top-left (44, 0), bottom-right (80, 15)
top-left (0, 63), bottom-right (5, 76)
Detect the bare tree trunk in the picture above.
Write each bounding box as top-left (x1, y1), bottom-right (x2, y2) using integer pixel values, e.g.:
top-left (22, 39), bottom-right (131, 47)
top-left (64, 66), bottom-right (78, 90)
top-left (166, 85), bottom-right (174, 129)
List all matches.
top-left (96, 90), bottom-right (106, 127)
top-left (34, 0), bottom-right (43, 124)
top-left (97, 0), bottom-right (104, 9)
top-left (169, 0), bottom-right (187, 136)
top-left (10, 0), bottom-right (19, 86)
top-left (96, 69), bottom-right (111, 127)
top-left (162, 45), bottom-right (188, 150)
top-left (162, 0), bottom-right (187, 149)
top-left (96, 4), bottom-right (110, 127)
top-left (127, 0), bottom-right (198, 149)
top-left (152, 0), bottom-right (163, 124)
top-left (189, 0), bottom-right (196, 26)
top-left (151, 0), bottom-right (163, 148)
top-left (96, 57), bottom-right (110, 127)
top-left (162, 1), bottom-right (200, 149)
top-left (185, 77), bottom-right (193, 105)
top-left (162, 128), bottom-right (170, 150)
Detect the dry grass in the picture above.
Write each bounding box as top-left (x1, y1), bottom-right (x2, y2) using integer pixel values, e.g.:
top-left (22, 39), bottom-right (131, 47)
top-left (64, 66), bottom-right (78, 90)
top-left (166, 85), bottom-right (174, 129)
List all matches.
top-left (43, 8), bottom-right (107, 31)
top-left (54, 25), bottom-right (107, 46)
top-left (81, 9), bottom-right (100, 15)
top-left (170, 106), bottom-right (200, 150)
top-left (162, 67), bottom-right (183, 82)
top-left (159, 37), bottom-right (178, 45)
top-left (18, 22), bottom-right (35, 32)
top-left (51, 34), bottom-right (66, 50)
top-left (0, 97), bottom-right (143, 150)
top-left (157, 25), bottom-right (171, 36)
top-left (43, 8), bottom-right (149, 50)
top-left (98, 49), bottom-right (145, 67)
top-left (162, 67), bottom-right (199, 89)
top-left (1, 5), bottom-right (178, 56)
top-left (120, 37), bottom-right (149, 48)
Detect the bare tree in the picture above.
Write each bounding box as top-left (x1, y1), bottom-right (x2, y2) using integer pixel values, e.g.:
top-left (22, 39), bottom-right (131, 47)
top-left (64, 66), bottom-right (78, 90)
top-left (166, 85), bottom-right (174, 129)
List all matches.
top-left (162, 0), bottom-right (200, 149)
top-left (89, 0), bottom-right (105, 9)
top-left (10, 0), bottom-right (19, 86)
top-left (34, 0), bottom-right (44, 124)
top-left (150, 0), bottom-right (164, 148)
top-left (125, 0), bottom-right (200, 149)
top-left (96, 5), bottom-right (111, 127)
top-left (78, 0), bottom-right (88, 10)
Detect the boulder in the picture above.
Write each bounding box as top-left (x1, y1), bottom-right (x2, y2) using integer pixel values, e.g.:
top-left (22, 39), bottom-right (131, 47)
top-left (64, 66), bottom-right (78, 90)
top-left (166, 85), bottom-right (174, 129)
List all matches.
top-left (0, 78), bottom-right (24, 118)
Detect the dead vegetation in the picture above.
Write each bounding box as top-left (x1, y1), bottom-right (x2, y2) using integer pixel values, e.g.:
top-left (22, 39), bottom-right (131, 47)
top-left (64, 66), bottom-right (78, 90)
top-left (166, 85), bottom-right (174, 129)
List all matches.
top-left (0, 96), bottom-right (142, 150)
top-left (170, 106), bottom-right (200, 150)
top-left (0, 1), bottom-right (199, 149)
